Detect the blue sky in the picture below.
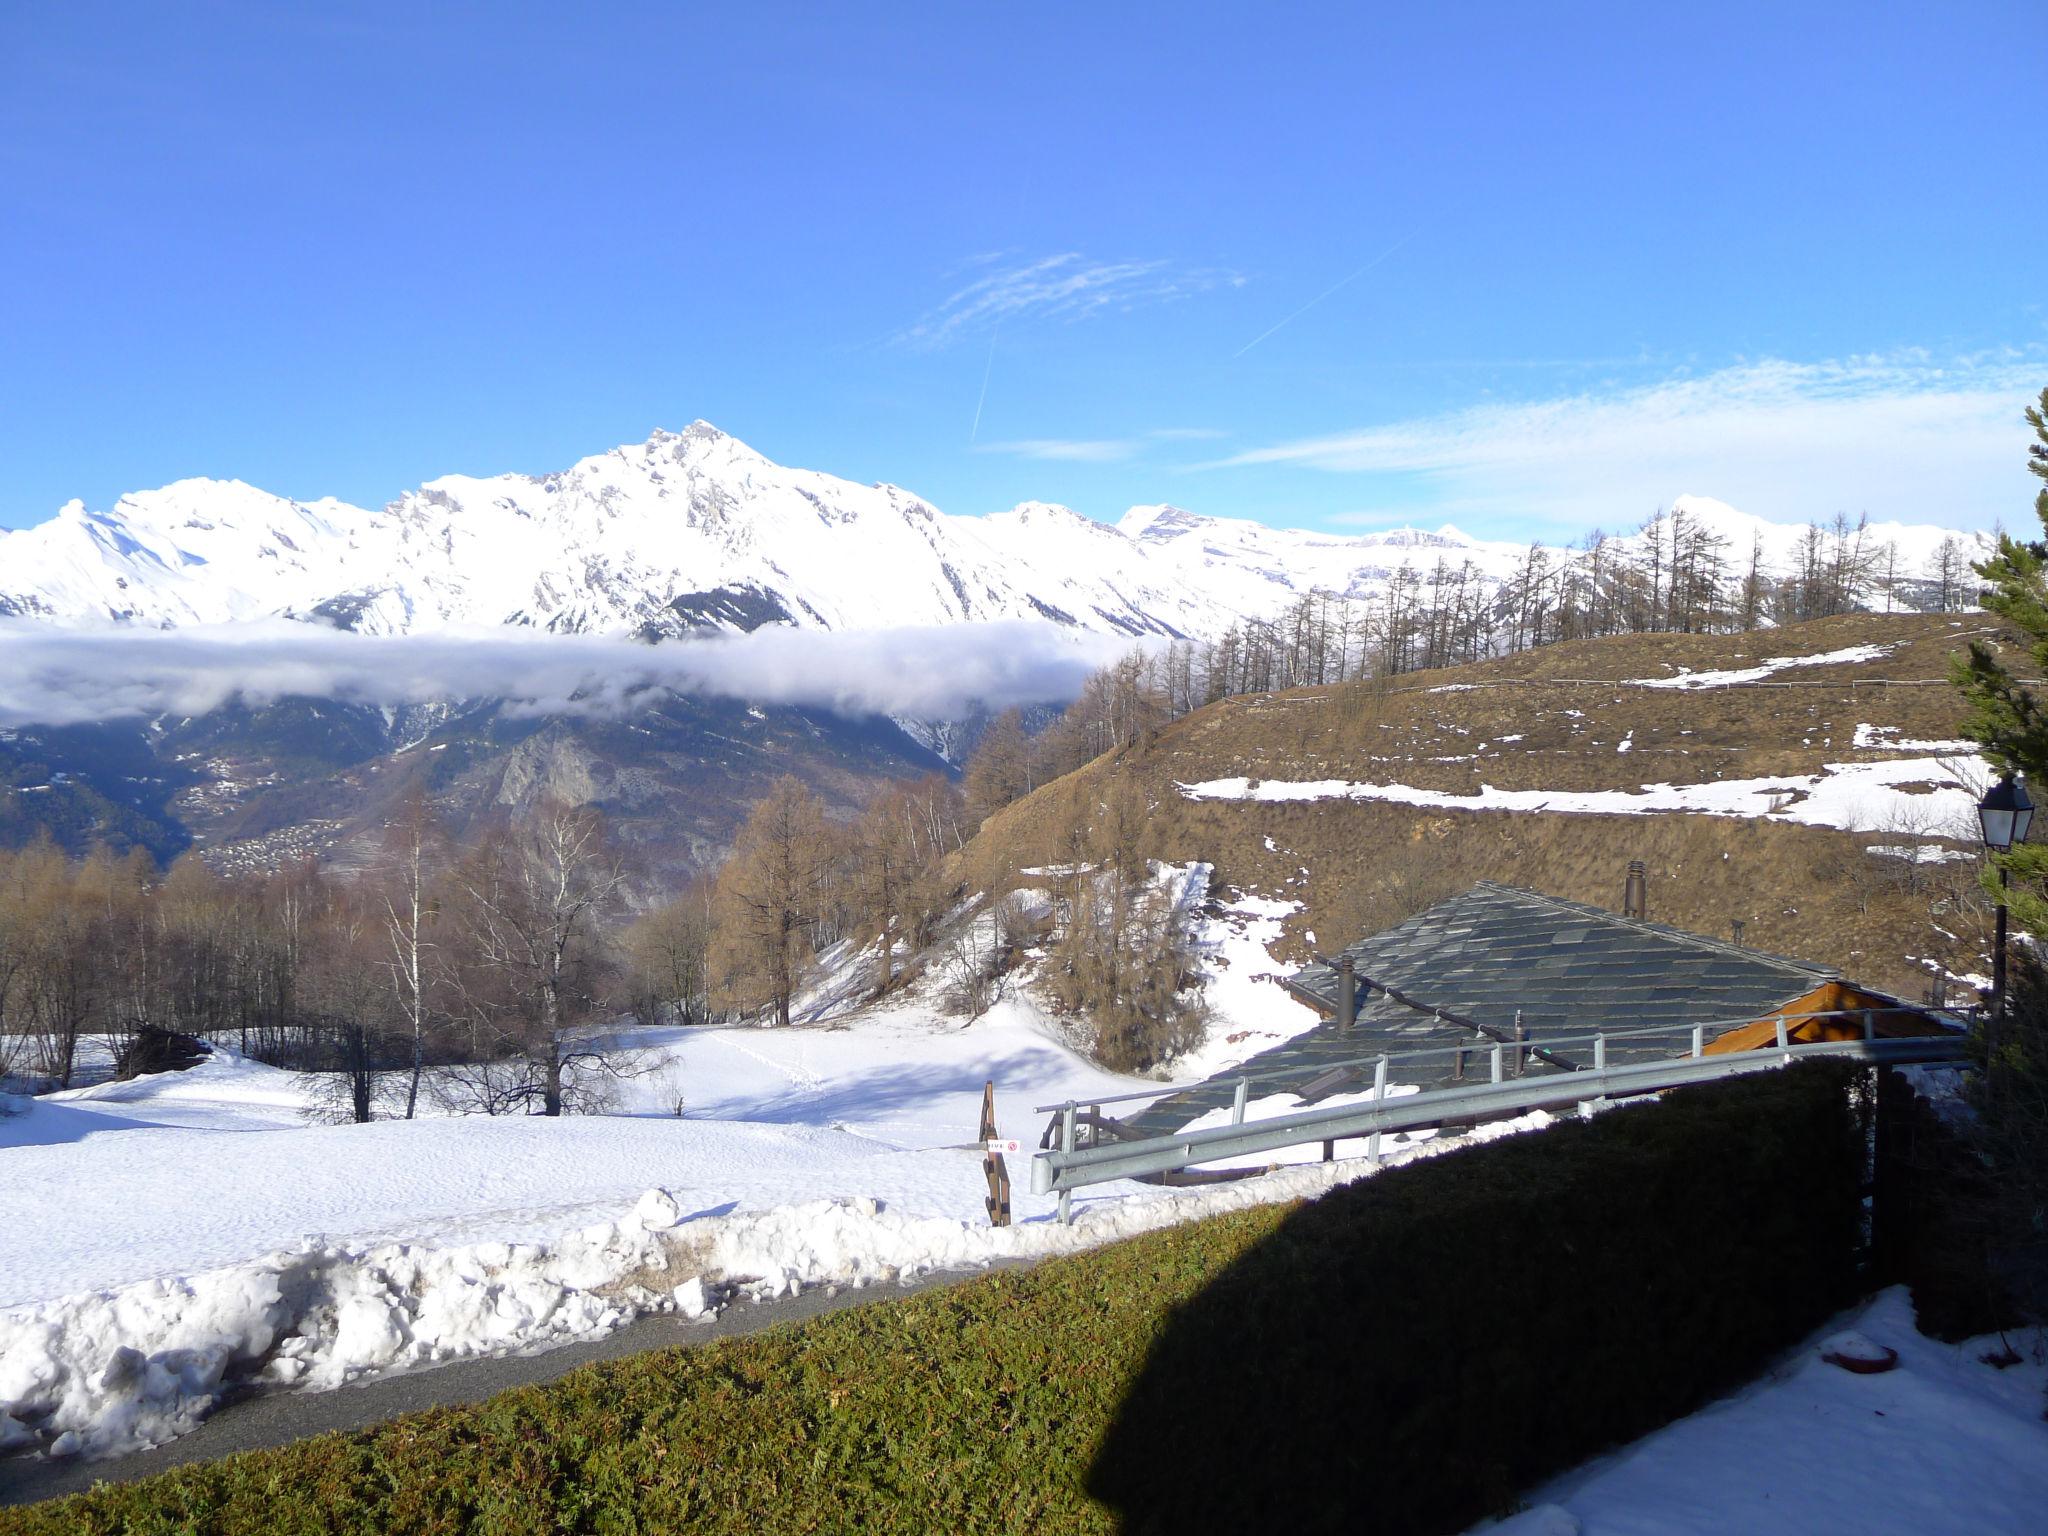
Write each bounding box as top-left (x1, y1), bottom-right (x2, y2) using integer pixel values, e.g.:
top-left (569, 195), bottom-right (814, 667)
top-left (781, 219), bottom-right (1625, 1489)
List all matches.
top-left (2, 2), bottom-right (2042, 537)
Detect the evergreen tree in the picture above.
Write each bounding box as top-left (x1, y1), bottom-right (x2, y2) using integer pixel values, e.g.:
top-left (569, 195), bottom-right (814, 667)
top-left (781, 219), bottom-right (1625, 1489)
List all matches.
top-left (1949, 383), bottom-right (2048, 1320)
top-left (1953, 387), bottom-right (2048, 936)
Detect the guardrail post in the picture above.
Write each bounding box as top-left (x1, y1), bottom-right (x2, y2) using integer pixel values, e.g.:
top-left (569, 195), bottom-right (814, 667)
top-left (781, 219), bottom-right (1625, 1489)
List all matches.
top-left (1691, 1024), bottom-right (1704, 1059)
top-left (1775, 1014), bottom-right (1789, 1059)
top-left (1490, 1043), bottom-right (1503, 1084)
top-left (1514, 1011), bottom-right (1527, 1078)
top-left (1057, 1102), bottom-right (1077, 1226)
top-left (1862, 1009), bottom-right (1875, 1041)
top-left (1594, 1034), bottom-right (1606, 1073)
top-left (1231, 1076), bottom-right (1249, 1125)
top-left (1368, 1055), bottom-right (1388, 1164)
top-left (1452, 1039), bottom-right (1466, 1081)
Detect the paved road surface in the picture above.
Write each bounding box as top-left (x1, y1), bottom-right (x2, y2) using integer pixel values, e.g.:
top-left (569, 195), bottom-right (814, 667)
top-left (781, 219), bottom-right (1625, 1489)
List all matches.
top-left (0, 1264), bottom-right (1012, 1510)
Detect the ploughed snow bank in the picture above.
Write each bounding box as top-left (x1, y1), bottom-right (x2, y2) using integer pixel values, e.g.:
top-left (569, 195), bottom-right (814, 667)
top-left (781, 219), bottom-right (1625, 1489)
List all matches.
top-left (1180, 754), bottom-right (1984, 835)
top-left (0, 1119), bottom-right (1548, 1463)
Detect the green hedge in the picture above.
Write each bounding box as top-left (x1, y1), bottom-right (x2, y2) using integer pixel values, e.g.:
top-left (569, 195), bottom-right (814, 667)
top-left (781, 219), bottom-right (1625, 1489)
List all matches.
top-left (2, 1061), bottom-right (1868, 1536)
top-left (1090, 1058), bottom-right (1869, 1534)
top-left (1874, 1067), bottom-right (2019, 1340)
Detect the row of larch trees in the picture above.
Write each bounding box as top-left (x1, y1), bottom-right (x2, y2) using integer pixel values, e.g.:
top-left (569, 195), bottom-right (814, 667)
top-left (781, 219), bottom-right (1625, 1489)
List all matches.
top-left (698, 773), bottom-right (967, 1029)
top-left (1123, 510), bottom-right (1983, 717)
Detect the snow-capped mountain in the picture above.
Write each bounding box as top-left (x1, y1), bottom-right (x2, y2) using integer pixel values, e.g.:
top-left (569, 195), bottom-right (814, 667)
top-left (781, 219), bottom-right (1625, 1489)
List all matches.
top-left (0, 422), bottom-right (1982, 640)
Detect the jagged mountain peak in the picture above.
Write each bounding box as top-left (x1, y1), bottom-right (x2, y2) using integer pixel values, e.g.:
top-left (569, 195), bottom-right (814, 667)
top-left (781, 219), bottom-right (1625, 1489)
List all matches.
top-left (1117, 503), bottom-right (1205, 540)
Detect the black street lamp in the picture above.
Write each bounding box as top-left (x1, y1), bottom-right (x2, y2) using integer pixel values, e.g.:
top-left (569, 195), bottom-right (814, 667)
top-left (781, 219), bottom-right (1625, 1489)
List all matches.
top-left (1978, 772), bottom-right (2034, 1034)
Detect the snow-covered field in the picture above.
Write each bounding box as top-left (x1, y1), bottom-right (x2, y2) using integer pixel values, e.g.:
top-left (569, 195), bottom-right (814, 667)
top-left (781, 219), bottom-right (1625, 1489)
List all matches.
top-left (1, 870), bottom-right (1498, 1463)
top-left (1480, 1288), bottom-right (2048, 1536)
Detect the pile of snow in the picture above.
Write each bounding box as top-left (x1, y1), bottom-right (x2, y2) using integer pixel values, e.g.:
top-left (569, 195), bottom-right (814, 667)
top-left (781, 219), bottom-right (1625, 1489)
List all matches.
top-left (1480, 1287), bottom-right (2048, 1535)
top-left (1179, 754), bottom-right (1986, 835)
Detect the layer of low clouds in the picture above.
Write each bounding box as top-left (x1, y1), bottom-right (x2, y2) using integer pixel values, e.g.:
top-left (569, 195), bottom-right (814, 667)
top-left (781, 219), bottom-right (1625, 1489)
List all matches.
top-left (1213, 355), bottom-right (2044, 532)
top-left (899, 253), bottom-right (1243, 350)
top-left (0, 620), bottom-right (1130, 730)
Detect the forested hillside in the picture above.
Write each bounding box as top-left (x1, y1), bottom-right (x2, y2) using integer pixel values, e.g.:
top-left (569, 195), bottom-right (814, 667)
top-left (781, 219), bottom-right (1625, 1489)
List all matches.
top-left (958, 611), bottom-right (2008, 1020)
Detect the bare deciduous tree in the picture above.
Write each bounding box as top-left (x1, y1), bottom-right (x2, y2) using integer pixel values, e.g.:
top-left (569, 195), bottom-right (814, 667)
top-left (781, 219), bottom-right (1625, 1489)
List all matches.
top-left (710, 777), bottom-right (836, 1027)
top-left (448, 800), bottom-right (630, 1115)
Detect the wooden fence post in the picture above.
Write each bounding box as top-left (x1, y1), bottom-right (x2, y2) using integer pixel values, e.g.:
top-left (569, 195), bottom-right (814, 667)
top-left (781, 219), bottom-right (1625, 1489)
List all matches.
top-left (980, 1080), bottom-right (1010, 1228)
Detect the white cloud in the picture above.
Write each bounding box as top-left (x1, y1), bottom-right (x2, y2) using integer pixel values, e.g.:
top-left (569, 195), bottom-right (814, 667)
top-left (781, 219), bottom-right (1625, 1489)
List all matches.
top-left (975, 427), bottom-right (1228, 463)
top-left (1212, 355), bottom-right (2045, 531)
top-left (0, 620), bottom-right (1131, 729)
top-left (899, 253), bottom-right (1241, 349)
top-left (974, 438), bottom-right (1141, 463)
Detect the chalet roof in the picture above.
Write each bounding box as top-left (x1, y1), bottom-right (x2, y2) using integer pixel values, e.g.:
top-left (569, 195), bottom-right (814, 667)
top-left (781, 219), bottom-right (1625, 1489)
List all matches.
top-left (1121, 882), bottom-right (1844, 1141)
top-left (1288, 881), bottom-right (1838, 1045)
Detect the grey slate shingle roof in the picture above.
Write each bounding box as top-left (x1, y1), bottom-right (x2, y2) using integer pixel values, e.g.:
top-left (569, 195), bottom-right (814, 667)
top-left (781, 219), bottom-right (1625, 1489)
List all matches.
top-left (1290, 881), bottom-right (1836, 1048)
top-left (1122, 881), bottom-right (1841, 1140)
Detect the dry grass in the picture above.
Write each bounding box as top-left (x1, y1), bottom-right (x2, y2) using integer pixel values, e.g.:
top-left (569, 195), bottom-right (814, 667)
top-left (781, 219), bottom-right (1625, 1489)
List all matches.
top-left (961, 613), bottom-right (2017, 999)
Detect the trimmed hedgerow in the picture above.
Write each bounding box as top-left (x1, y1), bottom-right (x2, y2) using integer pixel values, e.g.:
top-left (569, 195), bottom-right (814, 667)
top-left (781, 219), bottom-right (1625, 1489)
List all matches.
top-left (1089, 1058), bottom-right (1870, 1535)
top-left (2, 1062), bottom-right (1867, 1536)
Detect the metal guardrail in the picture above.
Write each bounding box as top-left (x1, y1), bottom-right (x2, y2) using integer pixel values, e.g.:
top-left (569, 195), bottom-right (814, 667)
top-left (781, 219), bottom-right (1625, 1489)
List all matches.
top-left (1030, 1007), bottom-right (1971, 1118)
top-left (1030, 1031), bottom-right (1971, 1213)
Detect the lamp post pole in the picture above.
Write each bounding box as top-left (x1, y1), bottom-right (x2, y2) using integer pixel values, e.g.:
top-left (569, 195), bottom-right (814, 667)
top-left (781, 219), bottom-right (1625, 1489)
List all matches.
top-left (1977, 771), bottom-right (2033, 1076)
top-left (1993, 864), bottom-right (2009, 1036)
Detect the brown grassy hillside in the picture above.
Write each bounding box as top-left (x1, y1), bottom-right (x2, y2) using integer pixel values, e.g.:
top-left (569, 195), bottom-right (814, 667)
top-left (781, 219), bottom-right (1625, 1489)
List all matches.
top-left (962, 613), bottom-right (2022, 1001)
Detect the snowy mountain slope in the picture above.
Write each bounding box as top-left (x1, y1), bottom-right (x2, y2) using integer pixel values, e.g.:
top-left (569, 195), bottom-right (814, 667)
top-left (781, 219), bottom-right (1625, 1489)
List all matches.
top-left (0, 424), bottom-right (1985, 642)
top-left (0, 426), bottom-right (1205, 639)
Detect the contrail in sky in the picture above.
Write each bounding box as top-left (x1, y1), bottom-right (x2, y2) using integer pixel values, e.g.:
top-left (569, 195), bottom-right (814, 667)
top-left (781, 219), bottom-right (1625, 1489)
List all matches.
top-left (969, 326), bottom-right (1000, 441)
top-left (1231, 233), bottom-right (1414, 359)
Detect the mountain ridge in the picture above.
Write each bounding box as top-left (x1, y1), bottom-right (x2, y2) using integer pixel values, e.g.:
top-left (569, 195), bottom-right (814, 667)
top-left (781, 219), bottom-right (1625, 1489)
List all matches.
top-left (0, 424), bottom-right (1986, 642)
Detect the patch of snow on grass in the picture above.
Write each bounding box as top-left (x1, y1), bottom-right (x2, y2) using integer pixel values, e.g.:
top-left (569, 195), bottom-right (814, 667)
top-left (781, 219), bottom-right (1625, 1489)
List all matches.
top-left (1630, 642), bottom-right (1896, 690)
top-left (1167, 879), bottom-right (1324, 1084)
top-left (1179, 754), bottom-right (1986, 834)
top-left (1853, 722), bottom-right (1978, 752)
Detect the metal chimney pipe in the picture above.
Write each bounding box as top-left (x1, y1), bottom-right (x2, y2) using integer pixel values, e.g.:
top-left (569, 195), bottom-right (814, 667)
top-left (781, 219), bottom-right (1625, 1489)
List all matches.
top-left (1623, 860), bottom-right (1647, 921)
top-left (1730, 918), bottom-right (1746, 946)
top-left (1336, 955), bottom-right (1357, 1032)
